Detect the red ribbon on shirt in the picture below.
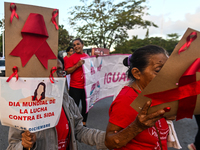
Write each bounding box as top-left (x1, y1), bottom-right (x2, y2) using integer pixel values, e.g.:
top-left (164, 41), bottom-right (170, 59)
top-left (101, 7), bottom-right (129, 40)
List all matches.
top-left (145, 32), bottom-right (199, 120)
top-left (51, 9), bottom-right (59, 30)
top-left (178, 32), bottom-right (197, 54)
top-left (6, 66), bottom-right (19, 82)
top-left (49, 66), bottom-right (57, 83)
top-left (10, 3), bottom-right (19, 23)
top-left (9, 13), bottom-right (57, 69)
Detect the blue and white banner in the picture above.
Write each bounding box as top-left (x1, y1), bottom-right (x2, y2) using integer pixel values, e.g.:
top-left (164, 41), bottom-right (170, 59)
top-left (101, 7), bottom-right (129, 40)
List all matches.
top-left (83, 54), bottom-right (130, 112)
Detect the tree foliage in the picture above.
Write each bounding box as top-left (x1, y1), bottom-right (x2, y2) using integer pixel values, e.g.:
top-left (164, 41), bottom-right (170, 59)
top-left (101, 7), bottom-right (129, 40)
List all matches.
top-left (0, 19), bottom-right (4, 30)
top-left (0, 34), bottom-right (2, 56)
top-left (112, 33), bottom-right (180, 55)
top-left (0, 19), bottom-right (4, 57)
top-left (58, 25), bottom-right (73, 51)
top-left (68, 0), bottom-right (157, 49)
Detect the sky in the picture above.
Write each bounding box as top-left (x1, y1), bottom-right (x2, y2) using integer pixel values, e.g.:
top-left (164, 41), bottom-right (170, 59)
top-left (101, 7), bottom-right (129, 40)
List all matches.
top-left (0, 0), bottom-right (200, 40)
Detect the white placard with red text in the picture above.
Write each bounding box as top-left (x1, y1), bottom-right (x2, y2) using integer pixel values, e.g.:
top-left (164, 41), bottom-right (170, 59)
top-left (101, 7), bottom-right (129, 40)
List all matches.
top-left (83, 54), bottom-right (130, 112)
top-left (0, 77), bottom-right (65, 133)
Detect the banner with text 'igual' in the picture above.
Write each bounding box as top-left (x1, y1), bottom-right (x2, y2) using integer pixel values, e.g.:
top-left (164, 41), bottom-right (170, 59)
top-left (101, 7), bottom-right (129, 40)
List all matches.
top-left (83, 54), bottom-right (129, 112)
top-left (0, 77), bottom-right (65, 133)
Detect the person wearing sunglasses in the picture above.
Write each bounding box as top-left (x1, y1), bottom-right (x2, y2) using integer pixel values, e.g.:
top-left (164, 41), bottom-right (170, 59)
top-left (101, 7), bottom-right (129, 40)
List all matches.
top-left (7, 59), bottom-right (107, 150)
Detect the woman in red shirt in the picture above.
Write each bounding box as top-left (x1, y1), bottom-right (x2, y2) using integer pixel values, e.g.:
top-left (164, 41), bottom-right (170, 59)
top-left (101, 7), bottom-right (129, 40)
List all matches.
top-left (64, 46), bottom-right (74, 91)
top-left (64, 46), bottom-right (74, 69)
top-left (105, 45), bottom-right (171, 150)
top-left (65, 38), bottom-right (88, 126)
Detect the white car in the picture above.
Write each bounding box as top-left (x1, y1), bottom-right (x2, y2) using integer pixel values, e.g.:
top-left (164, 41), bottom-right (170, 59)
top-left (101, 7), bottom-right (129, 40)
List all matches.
top-left (0, 59), bottom-right (5, 76)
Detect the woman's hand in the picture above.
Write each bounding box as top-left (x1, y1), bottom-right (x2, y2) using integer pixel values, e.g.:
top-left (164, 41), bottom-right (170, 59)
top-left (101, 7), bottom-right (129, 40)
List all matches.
top-left (21, 131), bottom-right (36, 149)
top-left (134, 101), bottom-right (165, 132)
top-left (77, 60), bottom-right (85, 67)
top-left (66, 60), bottom-right (85, 74)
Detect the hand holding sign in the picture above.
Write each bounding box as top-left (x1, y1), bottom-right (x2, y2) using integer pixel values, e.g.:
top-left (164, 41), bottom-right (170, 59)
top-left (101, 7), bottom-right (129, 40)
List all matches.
top-left (21, 131), bottom-right (36, 149)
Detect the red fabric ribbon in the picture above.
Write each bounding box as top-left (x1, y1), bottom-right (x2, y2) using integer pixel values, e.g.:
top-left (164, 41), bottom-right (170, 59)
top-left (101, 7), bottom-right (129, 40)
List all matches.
top-left (6, 66), bottom-right (19, 82)
top-left (51, 9), bottom-right (59, 30)
top-left (144, 32), bottom-right (198, 120)
top-left (178, 32), bottom-right (197, 54)
top-left (145, 58), bottom-right (200, 120)
top-left (10, 3), bottom-right (19, 23)
top-left (49, 66), bottom-right (57, 83)
top-left (9, 13), bottom-right (57, 69)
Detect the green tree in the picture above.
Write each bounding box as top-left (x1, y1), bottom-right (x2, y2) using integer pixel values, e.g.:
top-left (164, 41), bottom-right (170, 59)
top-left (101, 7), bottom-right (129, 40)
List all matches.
top-left (58, 25), bottom-right (73, 51)
top-left (0, 20), bottom-right (3, 29)
top-left (0, 19), bottom-right (5, 57)
top-left (0, 34), bottom-right (2, 57)
top-left (112, 33), bottom-right (179, 55)
top-left (69, 0), bottom-right (157, 49)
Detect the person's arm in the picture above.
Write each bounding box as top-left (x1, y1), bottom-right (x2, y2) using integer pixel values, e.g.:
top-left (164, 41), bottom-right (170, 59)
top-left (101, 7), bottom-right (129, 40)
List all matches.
top-left (63, 91), bottom-right (107, 150)
top-left (7, 128), bottom-right (36, 150)
top-left (105, 101), bottom-right (165, 149)
top-left (66, 60), bottom-right (84, 74)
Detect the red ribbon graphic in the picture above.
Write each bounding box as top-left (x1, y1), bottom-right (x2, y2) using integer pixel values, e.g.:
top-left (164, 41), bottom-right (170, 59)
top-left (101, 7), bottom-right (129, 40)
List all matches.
top-left (49, 66), bottom-right (57, 83)
top-left (9, 13), bottom-right (57, 69)
top-left (145, 32), bottom-right (198, 120)
top-left (145, 58), bottom-right (200, 120)
top-left (6, 66), bottom-right (19, 82)
top-left (10, 3), bottom-right (19, 23)
top-left (178, 32), bottom-right (197, 54)
top-left (51, 9), bottom-right (59, 30)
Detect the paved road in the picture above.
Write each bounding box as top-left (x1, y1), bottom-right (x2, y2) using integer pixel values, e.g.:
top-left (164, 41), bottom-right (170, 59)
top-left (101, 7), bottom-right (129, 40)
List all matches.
top-left (0, 96), bottom-right (198, 150)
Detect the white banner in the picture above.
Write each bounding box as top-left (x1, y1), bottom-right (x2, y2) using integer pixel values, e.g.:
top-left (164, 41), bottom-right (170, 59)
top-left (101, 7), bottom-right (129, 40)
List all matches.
top-left (83, 54), bottom-right (130, 112)
top-left (0, 77), bottom-right (65, 133)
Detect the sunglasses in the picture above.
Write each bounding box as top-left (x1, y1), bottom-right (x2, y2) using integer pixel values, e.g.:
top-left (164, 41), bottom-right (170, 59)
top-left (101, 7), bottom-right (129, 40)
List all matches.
top-left (56, 70), bottom-right (66, 77)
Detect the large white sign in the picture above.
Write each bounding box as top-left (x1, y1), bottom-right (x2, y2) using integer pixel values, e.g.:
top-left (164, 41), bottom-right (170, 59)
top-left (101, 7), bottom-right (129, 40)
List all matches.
top-left (0, 77), bottom-right (65, 133)
top-left (83, 54), bottom-right (130, 112)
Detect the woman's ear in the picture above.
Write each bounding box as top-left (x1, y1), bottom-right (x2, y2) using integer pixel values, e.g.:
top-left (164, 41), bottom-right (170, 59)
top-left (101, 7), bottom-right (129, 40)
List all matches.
top-left (131, 68), bottom-right (141, 80)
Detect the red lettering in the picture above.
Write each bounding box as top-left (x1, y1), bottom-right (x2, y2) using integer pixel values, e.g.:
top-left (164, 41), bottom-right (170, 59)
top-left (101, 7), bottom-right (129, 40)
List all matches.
top-left (9, 101), bottom-right (20, 107)
top-left (44, 112), bottom-right (55, 118)
top-left (9, 102), bottom-right (13, 106)
top-left (91, 67), bottom-right (95, 75)
top-left (119, 73), bottom-right (126, 82)
top-left (30, 107), bottom-right (47, 114)
top-left (107, 72), bottom-right (112, 83)
top-left (49, 99), bottom-right (56, 104)
top-left (97, 64), bottom-right (102, 71)
top-left (20, 109), bottom-right (28, 114)
top-left (37, 114), bottom-right (42, 119)
top-left (104, 73), bottom-right (107, 84)
top-left (23, 101), bottom-right (48, 107)
top-left (112, 72), bottom-right (120, 82)
top-left (9, 115), bottom-right (35, 120)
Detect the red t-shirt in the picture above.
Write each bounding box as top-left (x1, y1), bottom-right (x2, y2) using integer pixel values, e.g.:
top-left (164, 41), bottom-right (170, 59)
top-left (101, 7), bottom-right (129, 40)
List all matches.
top-left (65, 53), bottom-right (88, 89)
top-left (63, 56), bottom-right (70, 70)
top-left (109, 86), bottom-right (169, 150)
top-left (56, 107), bottom-right (70, 150)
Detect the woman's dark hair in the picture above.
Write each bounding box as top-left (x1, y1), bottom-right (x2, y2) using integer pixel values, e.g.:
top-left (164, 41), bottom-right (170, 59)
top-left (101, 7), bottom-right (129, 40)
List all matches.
top-left (66, 46), bottom-right (73, 52)
top-left (33, 82), bottom-right (46, 101)
top-left (123, 55), bottom-right (132, 67)
top-left (127, 45), bottom-right (168, 80)
top-left (58, 54), bottom-right (64, 68)
top-left (72, 38), bottom-right (84, 44)
top-left (123, 57), bottom-right (129, 67)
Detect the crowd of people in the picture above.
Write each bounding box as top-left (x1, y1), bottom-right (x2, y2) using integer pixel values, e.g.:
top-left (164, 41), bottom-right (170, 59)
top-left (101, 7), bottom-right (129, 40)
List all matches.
top-left (4, 38), bottom-right (199, 150)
